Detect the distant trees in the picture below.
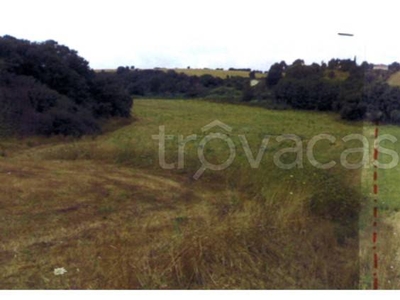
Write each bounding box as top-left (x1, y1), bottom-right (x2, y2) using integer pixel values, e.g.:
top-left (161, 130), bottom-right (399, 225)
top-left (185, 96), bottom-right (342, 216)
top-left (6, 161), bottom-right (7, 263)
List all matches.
top-left (274, 77), bottom-right (339, 111)
top-left (111, 67), bottom-right (242, 99)
top-left (228, 67), bottom-right (251, 72)
top-left (241, 85), bottom-right (254, 102)
top-left (389, 62), bottom-right (400, 73)
top-left (267, 57), bottom-right (400, 125)
top-left (107, 58), bottom-right (400, 127)
top-left (249, 71), bottom-right (256, 80)
top-left (266, 61), bottom-right (286, 87)
top-left (273, 60), bottom-right (338, 111)
top-left (0, 35), bottom-right (132, 136)
top-left (117, 66), bottom-right (130, 75)
top-left (199, 74), bottom-right (223, 88)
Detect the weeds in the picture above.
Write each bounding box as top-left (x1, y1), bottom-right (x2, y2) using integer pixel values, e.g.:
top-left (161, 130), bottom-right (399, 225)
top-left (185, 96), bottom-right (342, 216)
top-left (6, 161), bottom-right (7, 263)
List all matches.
top-left (0, 99), bottom-right (384, 289)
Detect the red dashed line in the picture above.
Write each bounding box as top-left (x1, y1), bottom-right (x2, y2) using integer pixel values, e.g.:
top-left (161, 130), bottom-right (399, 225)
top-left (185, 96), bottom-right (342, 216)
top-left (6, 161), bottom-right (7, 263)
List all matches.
top-left (374, 277), bottom-right (378, 290)
top-left (372, 121), bottom-right (379, 290)
top-left (374, 149), bottom-right (379, 160)
top-left (373, 184), bottom-right (378, 195)
top-left (373, 232), bottom-right (377, 243)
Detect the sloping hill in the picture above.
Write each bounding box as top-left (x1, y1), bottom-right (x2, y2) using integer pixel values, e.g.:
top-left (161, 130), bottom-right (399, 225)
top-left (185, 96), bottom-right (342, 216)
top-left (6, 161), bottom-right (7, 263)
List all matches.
top-left (0, 99), bottom-right (366, 289)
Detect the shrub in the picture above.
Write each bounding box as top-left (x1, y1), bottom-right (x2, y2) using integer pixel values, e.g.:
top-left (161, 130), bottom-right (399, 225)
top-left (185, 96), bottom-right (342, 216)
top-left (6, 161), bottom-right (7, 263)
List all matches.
top-left (0, 35), bottom-right (133, 136)
top-left (204, 86), bottom-right (242, 102)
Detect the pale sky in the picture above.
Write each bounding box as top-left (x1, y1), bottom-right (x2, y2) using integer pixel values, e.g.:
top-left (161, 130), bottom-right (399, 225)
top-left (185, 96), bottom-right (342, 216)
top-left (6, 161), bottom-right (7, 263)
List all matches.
top-left (0, 0), bottom-right (398, 71)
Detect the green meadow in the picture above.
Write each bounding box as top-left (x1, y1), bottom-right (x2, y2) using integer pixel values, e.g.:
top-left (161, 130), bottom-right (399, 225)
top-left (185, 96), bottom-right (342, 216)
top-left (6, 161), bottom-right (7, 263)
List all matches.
top-left (0, 99), bottom-right (398, 289)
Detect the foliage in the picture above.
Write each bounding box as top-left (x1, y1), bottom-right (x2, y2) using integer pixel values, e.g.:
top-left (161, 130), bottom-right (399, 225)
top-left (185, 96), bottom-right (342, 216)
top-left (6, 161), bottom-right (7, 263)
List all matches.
top-left (0, 35), bottom-right (132, 136)
top-left (111, 67), bottom-right (244, 99)
top-left (266, 61), bottom-right (286, 87)
top-left (203, 86), bottom-right (242, 102)
top-left (267, 58), bottom-right (400, 125)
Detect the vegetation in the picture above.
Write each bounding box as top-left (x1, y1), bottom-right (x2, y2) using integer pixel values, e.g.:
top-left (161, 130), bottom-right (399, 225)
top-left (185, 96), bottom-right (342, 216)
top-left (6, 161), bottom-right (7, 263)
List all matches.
top-left (161, 68), bottom-right (266, 79)
top-left (0, 99), bottom-right (367, 289)
top-left (109, 66), bottom-right (252, 99)
top-left (269, 59), bottom-right (400, 124)
top-left (103, 59), bottom-right (400, 128)
top-left (359, 124), bottom-right (400, 289)
top-left (3, 36), bottom-right (400, 139)
top-left (98, 68), bottom-right (266, 80)
top-left (1, 35), bottom-right (400, 289)
top-left (0, 36), bottom-right (132, 137)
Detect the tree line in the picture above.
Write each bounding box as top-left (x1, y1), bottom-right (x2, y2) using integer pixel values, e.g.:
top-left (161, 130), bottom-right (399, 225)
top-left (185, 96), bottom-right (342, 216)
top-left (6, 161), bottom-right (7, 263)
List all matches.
top-left (111, 66), bottom-right (248, 100)
top-left (111, 59), bottom-right (400, 125)
top-left (266, 59), bottom-right (400, 124)
top-left (2, 35), bottom-right (400, 137)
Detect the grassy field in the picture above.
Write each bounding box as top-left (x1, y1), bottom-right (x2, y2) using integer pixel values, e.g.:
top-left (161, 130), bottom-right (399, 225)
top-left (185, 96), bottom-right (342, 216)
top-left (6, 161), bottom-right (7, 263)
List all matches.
top-left (358, 123), bottom-right (400, 288)
top-left (0, 99), bottom-right (398, 289)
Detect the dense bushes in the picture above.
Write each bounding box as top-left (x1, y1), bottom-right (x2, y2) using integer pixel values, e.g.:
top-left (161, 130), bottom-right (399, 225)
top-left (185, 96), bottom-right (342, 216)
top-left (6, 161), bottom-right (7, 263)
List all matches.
top-left (0, 35), bottom-right (132, 137)
top-left (268, 58), bottom-right (400, 125)
top-left (3, 34), bottom-right (400, 134)
top-left (110, 58), bottom-right (400, 126)
top-left (204, 86), bottom-right (242, 102)
top-left (274, 78), bottom-right (340, 111)
top-left (111, 67), bottom-right (231, 98)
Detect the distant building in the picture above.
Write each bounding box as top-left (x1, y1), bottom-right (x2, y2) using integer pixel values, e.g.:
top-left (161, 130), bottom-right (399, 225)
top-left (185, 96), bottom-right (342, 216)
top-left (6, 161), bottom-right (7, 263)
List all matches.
top-left (373, 64), bottom-right (389, 71)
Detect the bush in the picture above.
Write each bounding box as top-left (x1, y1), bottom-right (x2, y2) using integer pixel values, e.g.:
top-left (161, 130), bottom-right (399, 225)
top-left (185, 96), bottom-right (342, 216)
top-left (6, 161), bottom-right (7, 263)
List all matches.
top-left (390, 110), bottom-right (400, 124)
top-left (340, 103), bottom-right (366, 121)
top-left (0, 35), bottom-right (133, 136)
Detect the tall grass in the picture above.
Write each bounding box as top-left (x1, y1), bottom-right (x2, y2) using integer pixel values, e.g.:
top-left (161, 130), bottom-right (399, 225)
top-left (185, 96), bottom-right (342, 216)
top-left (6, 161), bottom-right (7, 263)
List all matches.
top-left (0, 99), bottom-right (370, 289)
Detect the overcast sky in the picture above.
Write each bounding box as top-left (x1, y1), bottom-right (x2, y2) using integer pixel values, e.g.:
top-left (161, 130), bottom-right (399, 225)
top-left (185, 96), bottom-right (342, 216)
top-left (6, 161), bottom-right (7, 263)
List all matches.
top-left (0, 0), bottom-right (398, 71)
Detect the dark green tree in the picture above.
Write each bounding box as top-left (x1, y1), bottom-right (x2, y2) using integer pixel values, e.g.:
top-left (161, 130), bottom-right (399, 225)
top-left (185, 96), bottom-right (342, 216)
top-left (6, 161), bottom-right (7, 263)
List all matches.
top-left (266, 62), bottom-right (284, 87)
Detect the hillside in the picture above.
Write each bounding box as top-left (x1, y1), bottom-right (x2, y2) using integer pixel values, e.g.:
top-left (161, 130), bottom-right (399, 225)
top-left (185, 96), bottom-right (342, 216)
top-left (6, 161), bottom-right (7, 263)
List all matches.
top-left (0, 99), bottom-right (372, 289)
top-left (1, 36), bottom-right (400, 289)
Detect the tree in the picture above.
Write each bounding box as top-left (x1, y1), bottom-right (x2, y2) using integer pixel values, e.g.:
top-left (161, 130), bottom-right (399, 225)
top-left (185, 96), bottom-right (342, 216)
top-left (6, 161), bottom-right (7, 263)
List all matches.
top-left (241, 85), bottom-right (254, 102)
top-left (292, 59), bottom-right (305, 67)
top-left (389, 62), bottom-right (400, 73)
top-left (266, 62), bottom-right (284, 87)
top-left (249, 71), bottom-right (256, 80)
top-left (0, 35), bottom-right (133, 136)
